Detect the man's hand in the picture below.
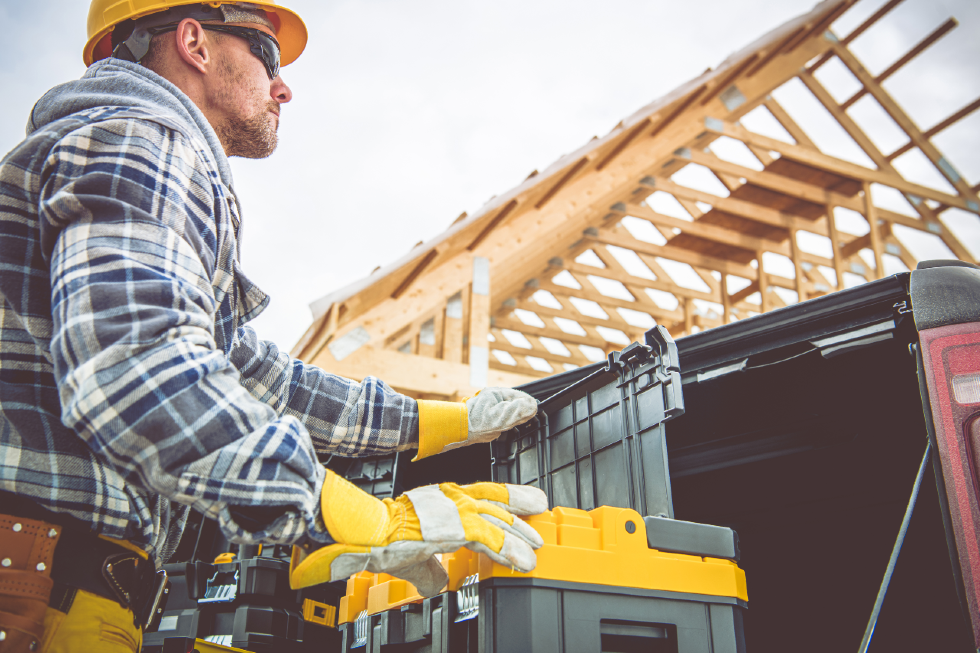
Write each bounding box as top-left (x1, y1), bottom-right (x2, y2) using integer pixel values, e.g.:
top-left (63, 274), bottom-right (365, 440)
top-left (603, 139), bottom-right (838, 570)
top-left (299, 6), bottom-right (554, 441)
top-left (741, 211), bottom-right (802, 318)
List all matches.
top-left (289, 471), bottom-right (547, 595)
top-left (413, 387), bottom-right (537, 460)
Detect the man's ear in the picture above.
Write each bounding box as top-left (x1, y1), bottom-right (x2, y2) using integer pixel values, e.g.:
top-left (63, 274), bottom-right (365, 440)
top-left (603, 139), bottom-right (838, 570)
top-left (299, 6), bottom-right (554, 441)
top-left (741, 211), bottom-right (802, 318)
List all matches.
top-left (174, 18), bottom-right (211, 75)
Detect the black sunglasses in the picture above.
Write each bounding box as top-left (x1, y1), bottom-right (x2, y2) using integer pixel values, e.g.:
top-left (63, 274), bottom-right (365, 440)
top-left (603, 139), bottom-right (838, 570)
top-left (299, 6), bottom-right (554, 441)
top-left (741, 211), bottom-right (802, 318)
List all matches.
top-left (148, 23), bottom-right (281, 80)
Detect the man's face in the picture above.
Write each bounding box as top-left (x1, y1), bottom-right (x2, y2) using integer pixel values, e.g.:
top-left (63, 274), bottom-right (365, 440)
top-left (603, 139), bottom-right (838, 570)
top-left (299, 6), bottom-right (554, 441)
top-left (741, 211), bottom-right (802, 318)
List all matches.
top-left (206, 21), bottom-right (292, 159)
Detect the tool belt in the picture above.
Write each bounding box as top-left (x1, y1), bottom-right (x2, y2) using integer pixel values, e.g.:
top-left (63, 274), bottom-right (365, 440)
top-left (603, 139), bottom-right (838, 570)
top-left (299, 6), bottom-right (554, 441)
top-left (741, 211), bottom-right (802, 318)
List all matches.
top-left (0, 492), bottom-right (168, 652)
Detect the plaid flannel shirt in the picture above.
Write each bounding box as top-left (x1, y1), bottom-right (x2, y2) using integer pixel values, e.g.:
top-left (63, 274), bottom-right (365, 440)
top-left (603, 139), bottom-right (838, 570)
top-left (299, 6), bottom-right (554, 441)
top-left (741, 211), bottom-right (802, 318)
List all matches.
top-left (0, 80), bottom-right (418, 564)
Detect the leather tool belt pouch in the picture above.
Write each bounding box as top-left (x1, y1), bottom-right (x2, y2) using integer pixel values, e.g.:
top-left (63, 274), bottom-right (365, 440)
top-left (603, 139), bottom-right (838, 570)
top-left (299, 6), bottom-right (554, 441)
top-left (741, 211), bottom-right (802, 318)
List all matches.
top-left (0, 515), bottom-right (61, 653)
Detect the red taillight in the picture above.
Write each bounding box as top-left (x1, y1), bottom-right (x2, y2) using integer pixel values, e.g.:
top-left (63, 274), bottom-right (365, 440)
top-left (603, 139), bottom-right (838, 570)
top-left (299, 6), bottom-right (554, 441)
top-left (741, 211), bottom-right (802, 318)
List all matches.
top-left (919, 321), bottom-right (980, 645)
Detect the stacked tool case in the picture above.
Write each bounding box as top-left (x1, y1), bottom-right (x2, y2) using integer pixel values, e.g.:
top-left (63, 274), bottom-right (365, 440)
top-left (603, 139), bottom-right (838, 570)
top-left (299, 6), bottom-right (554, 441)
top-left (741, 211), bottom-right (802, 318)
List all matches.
top-left (337, 507), bottom-right (747, 653)
top-left (142, 522), bottom-right (341, 653)
top-left (141, 451), bottom-right (403, 652)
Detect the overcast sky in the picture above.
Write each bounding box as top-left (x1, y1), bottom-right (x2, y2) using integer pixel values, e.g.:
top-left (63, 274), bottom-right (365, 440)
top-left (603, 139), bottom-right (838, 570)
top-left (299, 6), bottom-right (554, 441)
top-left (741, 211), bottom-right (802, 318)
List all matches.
top-left (1, 0), bottom-right (976, 349)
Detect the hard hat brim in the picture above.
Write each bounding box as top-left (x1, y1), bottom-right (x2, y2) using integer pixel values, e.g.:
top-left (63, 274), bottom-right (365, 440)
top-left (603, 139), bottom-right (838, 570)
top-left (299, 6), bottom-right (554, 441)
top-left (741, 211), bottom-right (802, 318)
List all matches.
top-left (84, 1), bottom-right (308, 69)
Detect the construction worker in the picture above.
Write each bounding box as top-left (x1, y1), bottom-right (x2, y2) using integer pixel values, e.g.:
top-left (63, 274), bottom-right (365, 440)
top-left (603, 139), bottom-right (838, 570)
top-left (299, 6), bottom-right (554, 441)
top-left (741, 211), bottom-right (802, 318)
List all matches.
top-left (0, 2), bottom-right (545, 650)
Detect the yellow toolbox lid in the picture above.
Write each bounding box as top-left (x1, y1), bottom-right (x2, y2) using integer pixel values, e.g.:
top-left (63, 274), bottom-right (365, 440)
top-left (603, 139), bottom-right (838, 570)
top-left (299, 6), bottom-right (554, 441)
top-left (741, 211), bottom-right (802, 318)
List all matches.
top-left (480, 506), bottom-right (748, 602)
top-left (338, 505), bottom-right (747, 623)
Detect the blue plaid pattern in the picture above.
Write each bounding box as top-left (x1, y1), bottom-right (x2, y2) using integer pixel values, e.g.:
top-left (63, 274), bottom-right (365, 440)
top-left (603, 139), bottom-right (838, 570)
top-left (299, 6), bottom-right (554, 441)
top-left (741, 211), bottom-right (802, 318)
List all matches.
top-left (0, 104), bottom-right (417, 565)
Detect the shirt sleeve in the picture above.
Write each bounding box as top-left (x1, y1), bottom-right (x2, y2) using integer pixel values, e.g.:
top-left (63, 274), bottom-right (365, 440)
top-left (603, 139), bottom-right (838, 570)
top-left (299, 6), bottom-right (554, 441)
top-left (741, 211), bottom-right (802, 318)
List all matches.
top-left (42, 118), bottom-right (334, 547)
top-left (228, 326), bottom-right (419, 455)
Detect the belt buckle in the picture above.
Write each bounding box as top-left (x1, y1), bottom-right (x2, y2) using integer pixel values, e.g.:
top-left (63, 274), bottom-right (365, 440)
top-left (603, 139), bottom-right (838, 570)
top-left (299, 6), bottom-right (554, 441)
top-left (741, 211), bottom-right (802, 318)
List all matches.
top-left (140, 569), bottom-right (169, 631)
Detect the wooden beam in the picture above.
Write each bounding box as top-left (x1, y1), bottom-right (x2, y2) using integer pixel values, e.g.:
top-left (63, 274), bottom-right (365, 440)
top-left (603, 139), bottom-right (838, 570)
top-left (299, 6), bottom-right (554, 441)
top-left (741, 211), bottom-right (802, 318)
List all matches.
top-left (592, 227), bottom-right (760, 280)
top-left (537, 279), bottom-right (657, 326)
top-left (797, 69), bottom-right (963, 248)
top-left (747, 25), bottom-right (808, 77)
top-left (565, 259), bottom-right (719, 306)
top-left (784, 1), bottom-right (858, 54)
top-left (468, 257), bottom-right (491, 388)
top-left (877, 207), bottom-right (976, 263)
top-left (311, 345), bottom-right (537, 397)
top-left (648, 86), bottom-right (707, 140)
top-left (597, 118), bottom-right (654, 172)
top-left (515, 299), bottom-right (649, 334)
top-left (884, 233), bottom-right (919, 270)
top-left (826, 200), bottom-right (846, 290)
top-left (490, 337), bottom-right (593, 368)
top-left (864, 182), bottom-right (886, 279)
top-left (730, 280), bottom-right (760, 305)
top-left (704, 119), bottom-right (979, 213)
top-left (798, 70), bottom-right (892, 169)
top-left (467, 200), bottom-right (519, 251)
top-left (755, 252), bottom-right (769, 313)
top-left (887, 96), bottom-right (980, 161)
top-left (840, 18), bottom-right (957, 111)
top-left (721, 273), bottom-right (732, 323)
top-left (830, 42), bottom-right (978, 202)
top-left (650, 176), bottom-right (823, 232)
top-left (417, 311), bottom-right (442, 359)
top-left (789, 227), bottom-right (808, 302)
top-left (535, 156), bottom-right (593, 209)
top-left (494, 316), bottom-right (612, 350)
top-left (596, 229), bottom-right (768, 279)
top-left (294, 301), bottom-right (338, 361)
top-left (764, 97), bottom-right (818, 150)
top-left (700, 54), bottom-right (759, 106)
top-left (442, 291), bottom-right (465, 364)
top-left (391, 249), bottom-right (440, 300)
top-left (809, 0), bottom-right (907, 72)
top-left (579, 244), bottom-right (715, 308)
top-left (687, 148), bottom-right (864, 215)
top-left (624, 201), bottom-right (801, 258)
top-left (489, 360), bottom-right (552, 379)
top-left (838, 232), bottom-right (872, 261)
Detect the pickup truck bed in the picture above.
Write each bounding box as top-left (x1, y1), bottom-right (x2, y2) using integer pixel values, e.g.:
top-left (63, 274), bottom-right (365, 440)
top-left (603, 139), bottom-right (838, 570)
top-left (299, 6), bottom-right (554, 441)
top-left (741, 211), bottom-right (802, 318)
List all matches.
top-left (483, 266), bottom-right (979, 652)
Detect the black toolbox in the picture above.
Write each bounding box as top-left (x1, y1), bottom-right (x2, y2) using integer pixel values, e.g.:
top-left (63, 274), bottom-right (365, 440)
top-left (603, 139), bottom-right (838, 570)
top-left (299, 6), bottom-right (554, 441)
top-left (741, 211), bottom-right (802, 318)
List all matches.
top-left (339, 576), bottom-right (745, 653)
top-left (324, 452), bottom-right (406, 499)
top-left (491, 325), bottom-right (684, 518)
top-left (142, 530), bottom-right (341, 652)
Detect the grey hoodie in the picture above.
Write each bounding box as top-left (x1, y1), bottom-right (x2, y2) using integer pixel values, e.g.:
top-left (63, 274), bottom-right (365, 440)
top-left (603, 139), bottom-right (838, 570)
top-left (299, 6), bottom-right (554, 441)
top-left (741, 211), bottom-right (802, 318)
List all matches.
top-left (29, 58), bottom-right (235, 190)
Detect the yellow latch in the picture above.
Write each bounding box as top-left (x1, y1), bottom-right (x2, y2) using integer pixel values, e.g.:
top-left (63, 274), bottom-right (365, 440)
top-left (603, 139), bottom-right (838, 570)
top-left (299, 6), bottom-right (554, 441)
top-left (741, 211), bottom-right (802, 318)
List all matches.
top-left (213, 552), bottom-right (236, 564)
top-left (303, 598), bottom-right (337, 628)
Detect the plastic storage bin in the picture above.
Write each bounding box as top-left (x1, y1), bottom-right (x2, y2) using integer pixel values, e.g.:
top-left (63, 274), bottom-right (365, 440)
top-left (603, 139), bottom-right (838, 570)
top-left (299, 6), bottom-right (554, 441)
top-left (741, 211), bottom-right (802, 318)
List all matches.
top-left (337, 505), bottom-right (745, 652)
top-left (491, 326), bottom-right (684, 518)
top-left (142, 553), bottom-right (342, 653)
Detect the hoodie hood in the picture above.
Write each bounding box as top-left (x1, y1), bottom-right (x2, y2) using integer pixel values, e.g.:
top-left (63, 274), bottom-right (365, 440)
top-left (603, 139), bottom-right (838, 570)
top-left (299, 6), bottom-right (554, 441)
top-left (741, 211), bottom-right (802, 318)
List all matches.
top-left (28, 59), bottom-right (234, 189)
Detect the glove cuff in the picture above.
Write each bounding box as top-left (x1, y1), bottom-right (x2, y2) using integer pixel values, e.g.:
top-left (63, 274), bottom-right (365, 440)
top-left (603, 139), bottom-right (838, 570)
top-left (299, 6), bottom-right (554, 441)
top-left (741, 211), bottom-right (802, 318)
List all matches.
top-left (321, 469), bottom-right (388, 545)
top-left (413, 399), bottom-right (469, 461)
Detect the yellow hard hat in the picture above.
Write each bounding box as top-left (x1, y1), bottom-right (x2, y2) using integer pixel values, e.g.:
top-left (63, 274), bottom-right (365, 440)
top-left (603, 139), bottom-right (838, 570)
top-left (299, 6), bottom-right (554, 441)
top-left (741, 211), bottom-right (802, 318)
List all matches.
top-left (84, 1), bottom-right (307, 67)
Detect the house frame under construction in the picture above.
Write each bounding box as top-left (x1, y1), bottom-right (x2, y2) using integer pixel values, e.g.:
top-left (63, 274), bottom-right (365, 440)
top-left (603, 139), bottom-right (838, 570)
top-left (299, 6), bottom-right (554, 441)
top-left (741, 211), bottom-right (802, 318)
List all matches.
top-left (293, 0), bottom-right (979, 399)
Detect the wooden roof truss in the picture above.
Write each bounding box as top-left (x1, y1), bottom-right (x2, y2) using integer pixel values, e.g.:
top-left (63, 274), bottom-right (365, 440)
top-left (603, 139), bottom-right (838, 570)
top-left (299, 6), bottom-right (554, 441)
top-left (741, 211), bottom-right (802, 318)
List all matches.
top-left (294, 0), bottom-right (979, 398)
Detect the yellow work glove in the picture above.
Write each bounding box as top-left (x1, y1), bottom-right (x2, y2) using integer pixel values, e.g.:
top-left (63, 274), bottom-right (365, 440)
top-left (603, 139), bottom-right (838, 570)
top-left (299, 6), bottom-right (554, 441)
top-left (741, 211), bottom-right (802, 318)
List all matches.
top-left (289, 470), bottom-right (547, 596)
top-left (413, 387), bottom-right (537, 461)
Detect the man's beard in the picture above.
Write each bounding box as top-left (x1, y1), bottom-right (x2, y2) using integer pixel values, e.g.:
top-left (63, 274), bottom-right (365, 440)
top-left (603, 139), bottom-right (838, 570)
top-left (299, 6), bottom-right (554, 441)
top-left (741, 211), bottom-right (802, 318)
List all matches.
top-left (219, 101), bottom-right (280, 159)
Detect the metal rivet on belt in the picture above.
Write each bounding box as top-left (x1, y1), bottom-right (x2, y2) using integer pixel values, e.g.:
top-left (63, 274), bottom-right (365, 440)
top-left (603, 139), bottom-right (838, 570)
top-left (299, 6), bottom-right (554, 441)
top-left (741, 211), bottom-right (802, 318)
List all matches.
top-left (36, 562), bottom-right (46, 571)
top-left (48, 528), bottom-right (58, 538)
top-left (1, 558), bottom-right (11, 567)
top-left (106, 563), bottom-right (113, 572)
top-left (12, 523), bottom-right (22, 532)
top-left (29, 640), bottom-right (38, 651)
top-left (0, 629), bottom-right (6, 641)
